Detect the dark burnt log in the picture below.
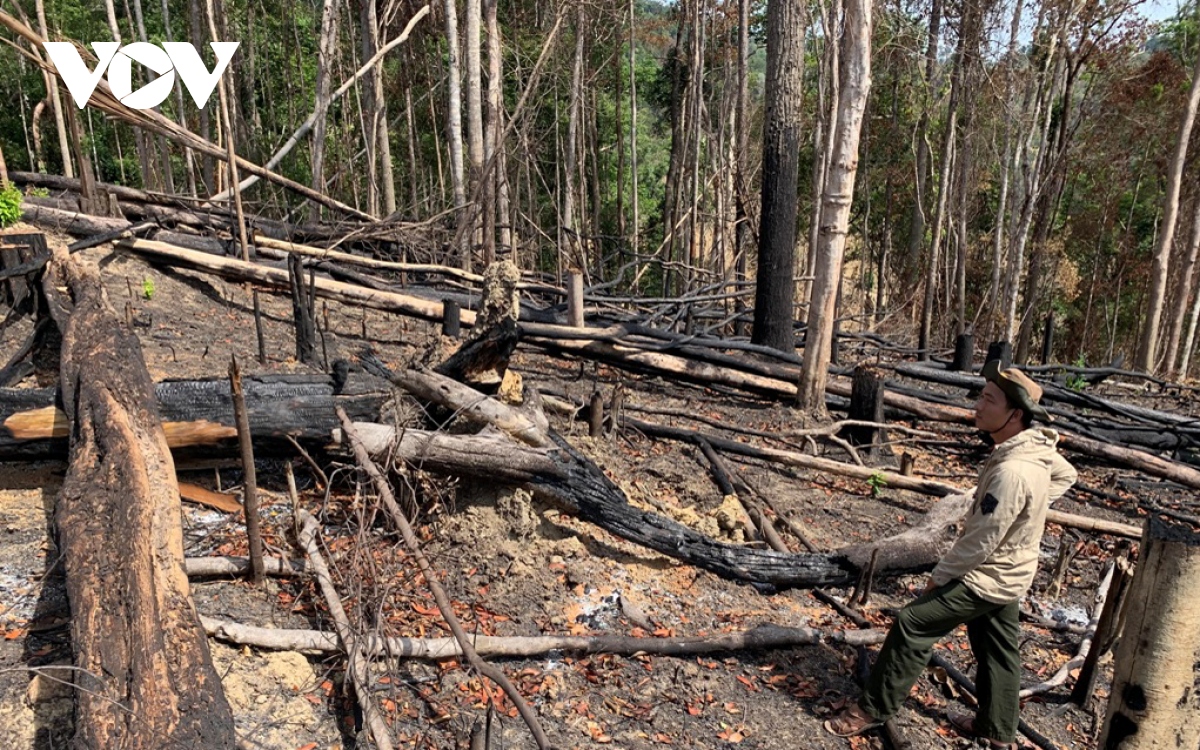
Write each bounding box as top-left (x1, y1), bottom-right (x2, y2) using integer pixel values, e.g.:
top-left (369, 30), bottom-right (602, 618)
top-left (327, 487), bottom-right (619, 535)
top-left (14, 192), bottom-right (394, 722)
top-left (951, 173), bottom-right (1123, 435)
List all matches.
top-left (339, 421), bottom-right (971, 589)
top-left (0, 372), bottom-right (386, 460)
top-left (41, 249), bottom-right (238, 749)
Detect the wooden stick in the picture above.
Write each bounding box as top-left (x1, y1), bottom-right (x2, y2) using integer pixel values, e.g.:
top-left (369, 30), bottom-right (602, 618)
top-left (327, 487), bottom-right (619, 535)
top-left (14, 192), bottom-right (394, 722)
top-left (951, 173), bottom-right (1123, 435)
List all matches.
top-left (184, 555), bottom-right (305, 578)
top-left (298, 513), bottom-right (394, 750)
top-left (199, 615), bottom-right (885, 655)
top-left (229, 356), bottom-right (264, 584)
top-left (336, 409), bottom-right (552, 750)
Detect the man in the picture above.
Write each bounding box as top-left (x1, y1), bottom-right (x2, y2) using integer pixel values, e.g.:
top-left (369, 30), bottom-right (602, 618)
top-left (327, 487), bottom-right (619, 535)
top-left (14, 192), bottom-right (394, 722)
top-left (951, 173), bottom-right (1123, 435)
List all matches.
top-left (824, 361), bottom-right (1077, 748)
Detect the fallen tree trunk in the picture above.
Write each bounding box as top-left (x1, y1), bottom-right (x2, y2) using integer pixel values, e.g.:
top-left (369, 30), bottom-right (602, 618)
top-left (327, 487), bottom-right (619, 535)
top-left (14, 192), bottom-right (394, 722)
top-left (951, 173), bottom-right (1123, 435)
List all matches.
top-left (336, 421), bottom-right (978, 587)
top-left (0, 374), bottom-right (386, 460)
top-left (23, 202), bottom-right (230, 255)
top-left (199, 616), bottom-right (885, 657)
top-left (41, 247), bottom-right (237, 748)
top-left (119, 237), bottom-right (478, 325)
top-left (89, 235), bottom-right (1200, 488)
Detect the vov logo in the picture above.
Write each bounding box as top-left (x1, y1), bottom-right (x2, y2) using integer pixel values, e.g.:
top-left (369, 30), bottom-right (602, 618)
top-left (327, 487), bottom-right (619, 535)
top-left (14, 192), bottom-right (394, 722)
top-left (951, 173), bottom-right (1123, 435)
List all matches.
top-left (43, 41), bottom-right (239, 110)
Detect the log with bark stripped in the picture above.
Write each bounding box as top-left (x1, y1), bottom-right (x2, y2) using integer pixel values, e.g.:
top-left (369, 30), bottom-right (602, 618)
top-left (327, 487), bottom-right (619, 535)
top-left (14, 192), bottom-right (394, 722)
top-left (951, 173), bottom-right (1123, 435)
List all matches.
top-left (40, 246), bottom-right (238, 748)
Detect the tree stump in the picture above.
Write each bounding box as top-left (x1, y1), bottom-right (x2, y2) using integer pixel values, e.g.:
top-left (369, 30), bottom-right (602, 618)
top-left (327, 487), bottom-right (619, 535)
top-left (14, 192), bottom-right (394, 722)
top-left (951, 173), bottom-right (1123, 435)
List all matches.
top-left (1099, 513), bottom-right (1200, 749)
top-left (844, 364), bottom-right (886, 458)
top-left (985, 340), bottom-right (1012, 369)
top-left (950, 332), bottom-right (974, 372)
top-left (41, 248), bottom-right (238, 749)
top-left (568, 270), bottom-right (585, 328)
top-left (0, 232), bottom-right (47, 309)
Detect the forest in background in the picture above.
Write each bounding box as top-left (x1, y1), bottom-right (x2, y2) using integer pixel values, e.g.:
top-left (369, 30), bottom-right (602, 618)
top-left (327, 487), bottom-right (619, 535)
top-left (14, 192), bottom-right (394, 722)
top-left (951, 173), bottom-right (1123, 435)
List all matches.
top-left (1, 0), bottom-right (1198, 380)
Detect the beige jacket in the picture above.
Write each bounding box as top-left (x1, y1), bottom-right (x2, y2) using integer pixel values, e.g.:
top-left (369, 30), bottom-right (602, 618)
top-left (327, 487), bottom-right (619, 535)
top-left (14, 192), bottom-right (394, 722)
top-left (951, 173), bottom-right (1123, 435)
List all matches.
top-left (931, 428), bottom-right (1078, 603)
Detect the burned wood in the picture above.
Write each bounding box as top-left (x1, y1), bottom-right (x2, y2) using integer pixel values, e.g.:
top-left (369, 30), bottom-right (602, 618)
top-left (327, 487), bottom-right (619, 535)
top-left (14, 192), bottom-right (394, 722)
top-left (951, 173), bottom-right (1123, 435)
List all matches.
top-left (334, 420), bottom-right (980, 587)
top-left (0, 372), bottom-right (386, 460)
top-left (40, 247), bottom-right (237, 748)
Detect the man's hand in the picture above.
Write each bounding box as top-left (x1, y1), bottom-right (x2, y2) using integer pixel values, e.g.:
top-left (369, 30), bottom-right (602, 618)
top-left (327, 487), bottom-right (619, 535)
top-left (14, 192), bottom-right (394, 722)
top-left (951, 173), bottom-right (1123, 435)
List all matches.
top-left (921, 577), bottom-right (938, 596)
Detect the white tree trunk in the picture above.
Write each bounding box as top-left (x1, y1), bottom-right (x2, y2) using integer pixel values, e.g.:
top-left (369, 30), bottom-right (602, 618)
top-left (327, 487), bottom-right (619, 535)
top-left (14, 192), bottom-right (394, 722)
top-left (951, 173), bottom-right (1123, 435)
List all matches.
top-left (1137, 50), bottom-right (1200, 373)
top-left (444, 0), bottom-right (468, 268)
top-left (797, 0), bottom-right (871, 414)
top-left (309, 0), bottom-right (340, 222)
top-left (468, 0), bottom-right (487, 242)
top-left (1099, 515), bottom-right (1200, 748)
top-left (1163, 192), bottom-right (1200, 377)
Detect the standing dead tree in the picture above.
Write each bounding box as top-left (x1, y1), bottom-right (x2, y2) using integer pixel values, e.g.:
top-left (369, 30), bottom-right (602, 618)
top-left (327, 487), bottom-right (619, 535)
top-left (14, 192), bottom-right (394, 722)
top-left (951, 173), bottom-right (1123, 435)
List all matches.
top-left (40, 246), bottom-right (237, 749)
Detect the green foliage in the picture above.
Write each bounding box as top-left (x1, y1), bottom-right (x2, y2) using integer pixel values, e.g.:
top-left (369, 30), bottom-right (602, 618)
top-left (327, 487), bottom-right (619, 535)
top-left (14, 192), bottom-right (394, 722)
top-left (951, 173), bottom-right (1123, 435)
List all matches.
top-left (867, 471), bottom-right (888, 498)
top-left (0, 185), bottom-right (22, 228)
top-left (1066, 355), bottom-right (1088, 392)
top-left (26, 187), bottom-right (49, 198)
top-left (142, 278), bottom-right (155, 300)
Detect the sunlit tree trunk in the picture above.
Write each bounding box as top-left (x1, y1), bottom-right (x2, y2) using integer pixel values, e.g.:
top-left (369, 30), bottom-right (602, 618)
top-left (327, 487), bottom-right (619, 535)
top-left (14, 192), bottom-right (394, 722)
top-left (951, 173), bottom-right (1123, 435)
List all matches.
top-left (797, 0), bottom-right (871, 413)
top-left (483, 0), bottom-right (508, 260)
top-left (562, 6), bottom-right (584, 273)
top-left (1137, 49), bottom-right (1200, 373)
top-left (752, 0), bottom-right (804, 351)
top-left (35, 0), bottom-right (73, 178)
top-left (444, 0), bottom-right (468, 268)
top-left (309, 0), bottom-right (340, 221)
top-left (466, 0), bottom-right (484, 239)
top-left (1165, 193), bottom-right (1200, 377)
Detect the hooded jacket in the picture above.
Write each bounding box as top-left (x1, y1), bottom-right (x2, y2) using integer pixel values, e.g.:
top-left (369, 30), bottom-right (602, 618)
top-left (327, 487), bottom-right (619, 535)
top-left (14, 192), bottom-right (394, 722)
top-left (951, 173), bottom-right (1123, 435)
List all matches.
top-left (930, 428), bottom-right (1078, 603)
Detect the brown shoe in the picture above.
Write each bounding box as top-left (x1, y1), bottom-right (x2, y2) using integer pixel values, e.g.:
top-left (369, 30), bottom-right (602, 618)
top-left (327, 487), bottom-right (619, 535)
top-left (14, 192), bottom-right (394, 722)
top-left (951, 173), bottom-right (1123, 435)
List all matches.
top-left (824, 702), bottom-right (884, 738)
top-left (948, 712), bottom-right (1018, 749)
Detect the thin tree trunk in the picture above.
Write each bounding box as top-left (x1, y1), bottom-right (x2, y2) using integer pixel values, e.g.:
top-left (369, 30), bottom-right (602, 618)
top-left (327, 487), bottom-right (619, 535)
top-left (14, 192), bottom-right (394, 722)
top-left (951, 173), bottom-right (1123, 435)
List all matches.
top-left (161, 0), bottom-right (199, 196)
top-left (466, 0), bottom-right (484, 237)
top-left (484, 0), bottom-right (508, 260)
top-left (309, 0), bottom-right (340, 222)
top-left (563, 6), bottom-right (584, 272)
top-left (752, 0), bottom-right (804, 351)
top-left (1163, 191), bottom-right (1200, 377)
top-left (733, 0), bottom-right (750, 334)
top-left (36, 0), bottom-right (73, 179)
top-left (990, 0), bottom-right (1024, 328)
top-left (628, 0), bottom-right (640, 279)
top-left (919, 46), bottom-right (960, 359)
top-left (904, 0), bottom-right (941, 279)
top-left (796, 0), bottom-right (871, 413)
top-left (1137, 48), bottom-right (1200, 373)
top-left (445, 0), bottom-right (467, 267)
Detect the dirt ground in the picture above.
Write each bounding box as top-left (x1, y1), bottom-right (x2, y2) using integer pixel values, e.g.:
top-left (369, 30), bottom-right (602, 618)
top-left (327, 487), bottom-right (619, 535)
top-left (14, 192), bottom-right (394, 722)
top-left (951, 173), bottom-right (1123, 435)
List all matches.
top-left (0, 229), bottom-right (1183, 749)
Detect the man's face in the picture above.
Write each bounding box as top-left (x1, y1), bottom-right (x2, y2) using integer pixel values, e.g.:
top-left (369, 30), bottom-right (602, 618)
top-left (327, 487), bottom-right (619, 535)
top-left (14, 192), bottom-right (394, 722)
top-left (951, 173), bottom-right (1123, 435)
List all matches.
top-left (975, 381), bottom-right (1016, 434)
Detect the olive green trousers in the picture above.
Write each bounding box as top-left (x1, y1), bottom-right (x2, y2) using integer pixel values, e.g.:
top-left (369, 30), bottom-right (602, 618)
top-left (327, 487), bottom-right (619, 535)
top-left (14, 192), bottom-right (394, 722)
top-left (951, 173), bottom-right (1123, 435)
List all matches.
top-left (858, 579), bottom-right (1022, 744)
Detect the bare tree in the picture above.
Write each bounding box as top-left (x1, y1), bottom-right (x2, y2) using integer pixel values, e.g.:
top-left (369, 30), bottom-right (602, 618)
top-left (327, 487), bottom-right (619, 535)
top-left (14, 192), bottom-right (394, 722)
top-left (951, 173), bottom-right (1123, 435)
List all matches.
top-left (797, 0), bottom-right (871, 413)
top-left (1137, 49), bottom-right (1200, 373)
top-left (309, 0), bottom-right (340, 221)
top-left (444, 0), bottom-right (468, 268)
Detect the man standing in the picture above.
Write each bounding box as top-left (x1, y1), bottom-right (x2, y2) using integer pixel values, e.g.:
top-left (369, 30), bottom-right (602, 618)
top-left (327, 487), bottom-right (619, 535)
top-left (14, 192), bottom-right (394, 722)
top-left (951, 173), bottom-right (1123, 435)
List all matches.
top-left (824, 361), bottom-right (1078, 748)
